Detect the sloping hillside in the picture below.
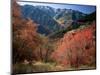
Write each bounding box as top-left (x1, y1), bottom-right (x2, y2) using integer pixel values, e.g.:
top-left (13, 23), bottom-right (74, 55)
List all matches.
top-left (21, 5), bottom-right (62, 35)
top-left (20, 5), bottom-right (86, 35)
top-left (51, 22), bottom-right (96, 68)
top-left (13, 1), bottom-right (96, 73)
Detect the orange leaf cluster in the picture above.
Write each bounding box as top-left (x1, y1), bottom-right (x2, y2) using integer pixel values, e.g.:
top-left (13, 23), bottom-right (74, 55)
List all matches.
top-left (52, 23), bottom-right (96, 68)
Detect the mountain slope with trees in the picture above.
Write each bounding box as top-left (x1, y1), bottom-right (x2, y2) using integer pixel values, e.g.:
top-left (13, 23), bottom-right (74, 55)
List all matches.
top-left (21, 5), bottom-right (86, 35)
top-left (12, 0), bottom-right (96, 74)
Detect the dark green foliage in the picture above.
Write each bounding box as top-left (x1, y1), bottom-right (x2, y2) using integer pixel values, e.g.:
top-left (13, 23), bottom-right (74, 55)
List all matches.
top-left (49, 23), bottom-right (80, 39)
top-left (71, 23), bottom-right (81, 29)
top-left (49, 28), bottom-right (69, 39)
top-left (84, 11), bottom-right (96, 22)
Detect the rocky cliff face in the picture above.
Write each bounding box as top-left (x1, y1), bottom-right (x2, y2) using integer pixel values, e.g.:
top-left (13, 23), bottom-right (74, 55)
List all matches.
top-left (21, 5), bottom-right (62, 35)
top-left (20, 5), bottom-right (86, 35)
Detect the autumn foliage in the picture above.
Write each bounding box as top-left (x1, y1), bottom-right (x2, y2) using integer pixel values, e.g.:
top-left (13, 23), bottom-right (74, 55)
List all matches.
top-left (13, 1), bottom-right (42, 63)
top-left (12, 0), bottom-right (96, 73)
top-left (12, 1), bottom-right (54, 64)
top-left (51, 23), bottom-right (96, 68)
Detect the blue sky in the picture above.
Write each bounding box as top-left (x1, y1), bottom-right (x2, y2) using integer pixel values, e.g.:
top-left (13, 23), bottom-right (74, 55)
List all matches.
top-left (17, 1), bottom-right (96, 14)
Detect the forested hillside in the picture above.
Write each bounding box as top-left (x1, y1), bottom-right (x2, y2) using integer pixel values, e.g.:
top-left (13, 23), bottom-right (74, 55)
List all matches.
top-left (12, 0), bottom-right (96, 74)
